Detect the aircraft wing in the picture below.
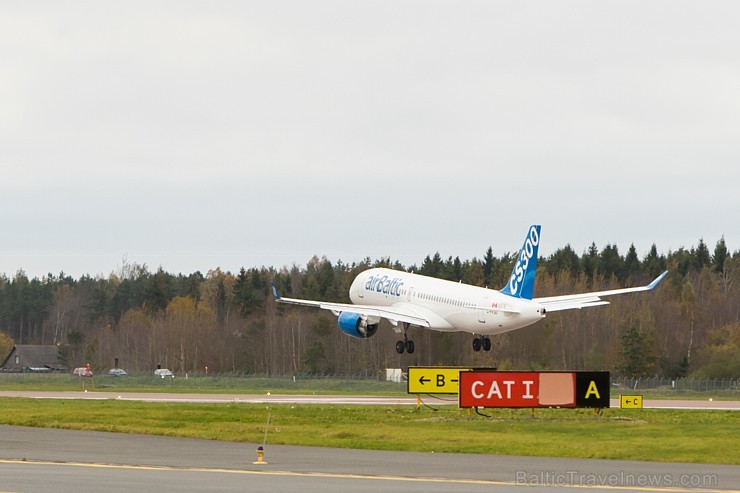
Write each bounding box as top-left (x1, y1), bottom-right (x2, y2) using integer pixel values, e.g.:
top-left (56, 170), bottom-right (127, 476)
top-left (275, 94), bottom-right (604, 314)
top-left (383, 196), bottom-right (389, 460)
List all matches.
top-left (271, 284), bottom-right (431, 327)
top-left (534, 271), bottom-right (668, 313)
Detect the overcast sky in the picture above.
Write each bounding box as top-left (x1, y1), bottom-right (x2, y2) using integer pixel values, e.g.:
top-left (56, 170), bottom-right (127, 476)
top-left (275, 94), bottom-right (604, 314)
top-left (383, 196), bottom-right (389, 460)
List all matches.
top-left (1, 1), bottom-right (738, 279)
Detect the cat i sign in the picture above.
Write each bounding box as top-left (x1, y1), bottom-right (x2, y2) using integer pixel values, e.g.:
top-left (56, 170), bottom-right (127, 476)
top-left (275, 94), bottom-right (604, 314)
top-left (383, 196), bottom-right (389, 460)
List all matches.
top-left (458, 371), bottom-right (610, 408)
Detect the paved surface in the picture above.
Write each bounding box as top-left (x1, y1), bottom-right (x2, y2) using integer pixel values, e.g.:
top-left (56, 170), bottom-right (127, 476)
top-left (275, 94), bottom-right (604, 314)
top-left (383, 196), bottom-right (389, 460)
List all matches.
top-left (631, 399), bottom-right (740, 410)
top-left (1, 425), bottom-right (738, 493)
top-left (1, 391), bottom-right (738, 410)
top-left (0, 390), bottom-right (419, 405)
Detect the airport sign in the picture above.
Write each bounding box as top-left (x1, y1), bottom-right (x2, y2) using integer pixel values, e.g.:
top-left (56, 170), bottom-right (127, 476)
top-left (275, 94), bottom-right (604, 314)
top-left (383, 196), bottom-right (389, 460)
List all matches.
top-left (407, 367), bottom-right (471, 394)
top-left (459, 371), bottom-right (610, 408)
top-left (620, 395), bottom-right (644, 409)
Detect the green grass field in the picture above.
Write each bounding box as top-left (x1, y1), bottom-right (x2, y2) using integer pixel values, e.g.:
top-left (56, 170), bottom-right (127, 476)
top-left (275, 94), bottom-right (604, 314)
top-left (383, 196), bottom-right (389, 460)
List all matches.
top-left (1, 374), bottom-right (738, 400)
top-left (0, 397), bottom-right (736, 465)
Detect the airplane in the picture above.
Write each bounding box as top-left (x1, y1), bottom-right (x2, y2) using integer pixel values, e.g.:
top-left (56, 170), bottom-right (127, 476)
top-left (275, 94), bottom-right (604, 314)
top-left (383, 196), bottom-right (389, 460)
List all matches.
top-left (272, 225), bottom-right (668, 354)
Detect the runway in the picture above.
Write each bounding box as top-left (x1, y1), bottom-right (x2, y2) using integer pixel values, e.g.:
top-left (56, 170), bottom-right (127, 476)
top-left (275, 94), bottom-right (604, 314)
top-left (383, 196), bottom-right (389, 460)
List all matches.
top-left (1, 390), bottom-right (738, 410)
top-left (0, 390), bottom-right (418, 405)
top-left (1, 425), bottom-right (738, 493)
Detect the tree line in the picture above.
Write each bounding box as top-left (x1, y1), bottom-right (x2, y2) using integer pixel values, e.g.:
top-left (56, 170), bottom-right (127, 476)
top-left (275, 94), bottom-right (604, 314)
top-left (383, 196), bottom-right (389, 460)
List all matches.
top-left (0, 237), bottom-right (738, 378)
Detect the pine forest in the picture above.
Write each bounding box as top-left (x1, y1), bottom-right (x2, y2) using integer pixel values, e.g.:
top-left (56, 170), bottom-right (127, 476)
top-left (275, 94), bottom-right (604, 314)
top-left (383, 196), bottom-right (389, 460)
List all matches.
top-left (0, 237), bottom-right (738, 379)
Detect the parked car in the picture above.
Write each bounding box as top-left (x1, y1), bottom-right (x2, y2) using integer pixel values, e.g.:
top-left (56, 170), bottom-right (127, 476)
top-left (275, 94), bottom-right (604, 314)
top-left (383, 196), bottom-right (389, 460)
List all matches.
top-left (154, 368), bottom-right (175, 378)
top-left (108, 368), bottom-right (128, 377)
top-left (73, 367), bottom-right (93, 377)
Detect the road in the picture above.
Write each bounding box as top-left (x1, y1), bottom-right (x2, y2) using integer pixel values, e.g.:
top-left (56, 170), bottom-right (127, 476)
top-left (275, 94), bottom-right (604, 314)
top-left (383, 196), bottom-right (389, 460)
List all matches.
top-left (1, 425), bottom-right (738, 493)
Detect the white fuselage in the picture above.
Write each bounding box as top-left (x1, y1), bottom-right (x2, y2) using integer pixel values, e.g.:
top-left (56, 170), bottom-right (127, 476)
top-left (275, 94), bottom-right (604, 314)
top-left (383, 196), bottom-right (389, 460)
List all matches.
top-left (348, 268), bottom-right (545, 336)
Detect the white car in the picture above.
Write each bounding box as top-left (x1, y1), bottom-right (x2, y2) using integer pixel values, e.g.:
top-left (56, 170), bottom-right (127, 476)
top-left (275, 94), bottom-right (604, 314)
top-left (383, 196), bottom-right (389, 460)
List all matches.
top-left (73, 367), bottom-right (93, 377)
top-left (154, 369), bottom-right (175, 378)
top-left (108, 368), bottom-right (128, 377)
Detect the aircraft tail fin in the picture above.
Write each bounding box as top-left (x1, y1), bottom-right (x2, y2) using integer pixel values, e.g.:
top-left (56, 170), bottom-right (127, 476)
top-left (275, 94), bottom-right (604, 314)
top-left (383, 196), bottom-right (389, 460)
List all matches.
top-left (270, 281), bottom-right (281, 301)
top-left (500, 225), bottom-right (541, 300)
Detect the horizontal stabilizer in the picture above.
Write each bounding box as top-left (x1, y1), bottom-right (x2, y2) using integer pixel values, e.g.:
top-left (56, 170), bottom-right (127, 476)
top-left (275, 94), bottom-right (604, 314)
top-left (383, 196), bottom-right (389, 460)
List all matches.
top-left (467, 305), bottom-right (521, 314)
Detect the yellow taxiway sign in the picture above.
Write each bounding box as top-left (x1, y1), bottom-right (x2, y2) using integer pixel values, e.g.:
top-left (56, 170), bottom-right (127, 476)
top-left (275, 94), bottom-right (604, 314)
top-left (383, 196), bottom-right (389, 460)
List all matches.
top-left (620, 395), bottom-right (644, 409)
top-left (407, 367), bottom-right (471, 394)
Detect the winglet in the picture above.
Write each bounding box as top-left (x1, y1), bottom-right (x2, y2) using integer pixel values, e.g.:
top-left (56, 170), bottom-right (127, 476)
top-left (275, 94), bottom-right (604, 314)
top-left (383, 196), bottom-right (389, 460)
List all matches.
top-left (647, 270), bottom-right (669, 290)
top-left (270, 282), bottom-right (281, 301)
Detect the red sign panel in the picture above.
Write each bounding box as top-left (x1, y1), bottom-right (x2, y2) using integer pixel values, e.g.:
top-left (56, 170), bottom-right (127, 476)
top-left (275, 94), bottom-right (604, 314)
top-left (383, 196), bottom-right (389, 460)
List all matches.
top-left (459, 371), bottom-right (541, 408)
top-left (459, 371), bottom-right (609, 408)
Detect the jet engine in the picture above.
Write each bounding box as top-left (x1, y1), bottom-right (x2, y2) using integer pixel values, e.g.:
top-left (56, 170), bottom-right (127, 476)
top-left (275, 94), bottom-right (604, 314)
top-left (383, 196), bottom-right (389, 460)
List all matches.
top-left (337, 312), bottom-right (378, 339)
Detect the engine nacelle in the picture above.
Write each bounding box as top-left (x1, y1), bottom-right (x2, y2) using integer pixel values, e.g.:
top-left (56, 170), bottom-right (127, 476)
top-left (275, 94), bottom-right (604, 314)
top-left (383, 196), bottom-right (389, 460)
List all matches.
top-left (337, 312), bottom-right (378, 339)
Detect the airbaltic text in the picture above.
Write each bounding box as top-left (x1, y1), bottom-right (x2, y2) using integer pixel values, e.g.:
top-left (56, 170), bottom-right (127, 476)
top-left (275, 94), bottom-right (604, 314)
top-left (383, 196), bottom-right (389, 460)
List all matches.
top-left (365, 275), bottom-right (404, 297)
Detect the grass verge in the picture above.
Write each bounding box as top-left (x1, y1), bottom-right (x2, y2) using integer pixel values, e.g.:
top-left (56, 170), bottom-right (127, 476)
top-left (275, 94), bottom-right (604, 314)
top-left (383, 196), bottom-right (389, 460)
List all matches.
top-left (1, 375), bottom-right (738, 400)
top-left (0, 397), bottom-right (736, 464)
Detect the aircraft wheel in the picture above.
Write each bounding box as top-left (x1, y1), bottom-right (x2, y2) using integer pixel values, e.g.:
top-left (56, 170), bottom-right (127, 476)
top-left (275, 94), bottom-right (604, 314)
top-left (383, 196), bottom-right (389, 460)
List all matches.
top-left (482, 337), bottom-right (492, 352)
top-left (472, 338), bottom-right (482, 351)
top-left (395, 340), bottom-right (405, 354)
top-left (405, 340), bottom-right (415, 354)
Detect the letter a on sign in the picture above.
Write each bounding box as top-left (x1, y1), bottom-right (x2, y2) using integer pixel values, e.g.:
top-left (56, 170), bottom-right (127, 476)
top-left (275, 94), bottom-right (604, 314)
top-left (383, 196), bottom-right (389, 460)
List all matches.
top-left (575, 371), bottom-right (610, 408)
top-left (585, 380), bottom-right (600, 400)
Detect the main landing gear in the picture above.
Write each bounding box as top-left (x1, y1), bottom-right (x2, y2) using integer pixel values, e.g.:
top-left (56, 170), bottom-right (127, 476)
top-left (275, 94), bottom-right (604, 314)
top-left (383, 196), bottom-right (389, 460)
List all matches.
top-left (472, 335), bottom-right (492, 352)
top-left (395, 338), bottom-right (414, 354)
top-left (395, 323), bottom-right (415, 354)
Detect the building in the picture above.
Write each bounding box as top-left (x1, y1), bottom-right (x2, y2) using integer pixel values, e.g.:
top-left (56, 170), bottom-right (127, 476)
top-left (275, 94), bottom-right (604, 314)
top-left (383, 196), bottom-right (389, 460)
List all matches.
top-left (0, 345), bottom-right (66, 373)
